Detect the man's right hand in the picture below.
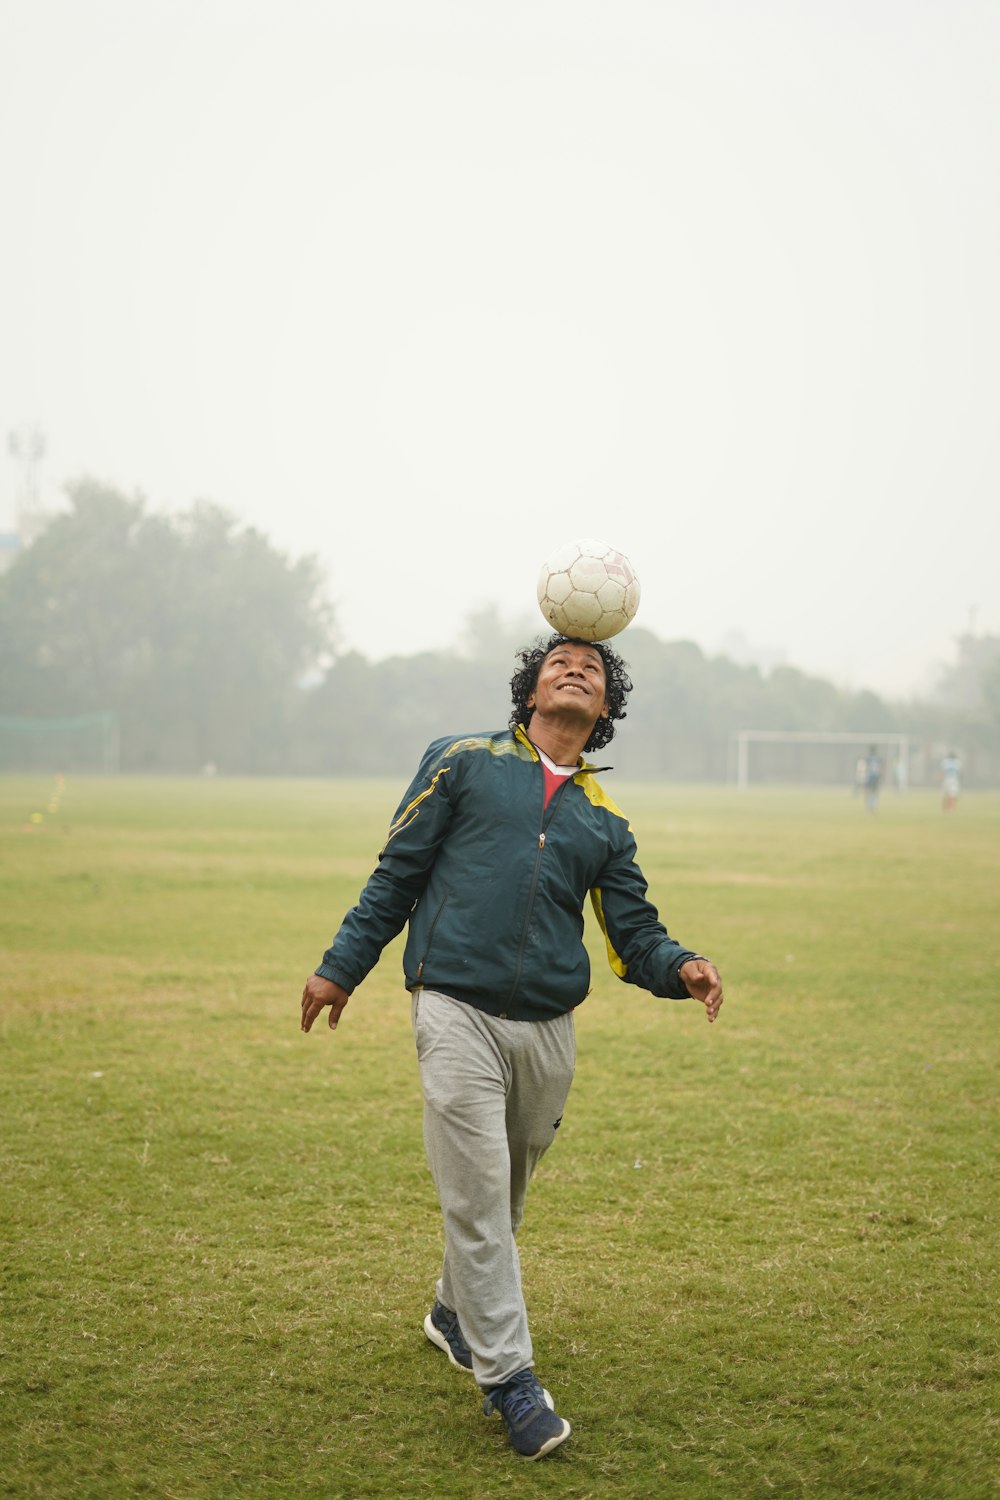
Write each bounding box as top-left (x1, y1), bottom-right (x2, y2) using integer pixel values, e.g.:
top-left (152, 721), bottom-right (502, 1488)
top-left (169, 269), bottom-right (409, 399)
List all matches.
top-left (678, 958), bottom-right (724, 1023)
top-left (301, 974), bottom-right (351, 1033)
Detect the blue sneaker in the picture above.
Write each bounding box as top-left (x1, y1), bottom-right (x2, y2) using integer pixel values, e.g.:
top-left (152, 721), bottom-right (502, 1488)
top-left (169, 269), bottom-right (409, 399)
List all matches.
top-left (483, 1369), bottom-right (571, 1460)
top-left (423, 1300), bottom-right (474, 1372)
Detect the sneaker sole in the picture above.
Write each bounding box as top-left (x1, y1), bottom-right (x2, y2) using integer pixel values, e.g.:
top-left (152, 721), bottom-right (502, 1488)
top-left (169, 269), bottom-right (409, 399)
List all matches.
top-left (423, 1313), bottom-right (474, 1373)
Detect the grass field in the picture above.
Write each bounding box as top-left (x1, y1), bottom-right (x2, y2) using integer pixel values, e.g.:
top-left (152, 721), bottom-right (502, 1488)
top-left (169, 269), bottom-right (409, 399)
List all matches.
top-left (1, 774), bottom-right (997, 1499)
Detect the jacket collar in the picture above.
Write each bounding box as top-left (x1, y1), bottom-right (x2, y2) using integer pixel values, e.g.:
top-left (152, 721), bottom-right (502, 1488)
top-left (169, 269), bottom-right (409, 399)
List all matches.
top-left (514, 723), bottom-right (611, 775)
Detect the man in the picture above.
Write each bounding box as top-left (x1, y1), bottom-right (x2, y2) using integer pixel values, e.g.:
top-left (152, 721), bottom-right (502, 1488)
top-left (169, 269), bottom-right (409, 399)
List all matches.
top-left (940, 750), bottom-right (962, 812)
top-left (863, 745), bottom-right (883, 815)
top-left (301, 635), bottom-right (723, 1461)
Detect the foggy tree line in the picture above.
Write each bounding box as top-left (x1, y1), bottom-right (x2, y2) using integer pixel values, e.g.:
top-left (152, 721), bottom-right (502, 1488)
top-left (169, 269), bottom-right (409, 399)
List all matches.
top-left (2, 480), bottom-right (999, 782)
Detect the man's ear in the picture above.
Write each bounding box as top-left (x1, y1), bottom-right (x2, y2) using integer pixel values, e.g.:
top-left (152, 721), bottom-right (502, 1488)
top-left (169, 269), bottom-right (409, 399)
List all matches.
top-left (600, 700), bottom-right (610, 719)
top-left (526, 693), bottom-right (535, 710)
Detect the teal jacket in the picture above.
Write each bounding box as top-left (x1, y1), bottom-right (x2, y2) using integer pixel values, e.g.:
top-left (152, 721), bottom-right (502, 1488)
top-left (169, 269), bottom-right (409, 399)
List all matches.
top-left (316, 725), bottom-right (700, 1022)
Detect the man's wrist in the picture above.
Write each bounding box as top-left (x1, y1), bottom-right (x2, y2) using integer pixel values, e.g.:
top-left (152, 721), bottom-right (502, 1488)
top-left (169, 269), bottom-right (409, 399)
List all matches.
top-left (678, 956), bottom-right (707, 990)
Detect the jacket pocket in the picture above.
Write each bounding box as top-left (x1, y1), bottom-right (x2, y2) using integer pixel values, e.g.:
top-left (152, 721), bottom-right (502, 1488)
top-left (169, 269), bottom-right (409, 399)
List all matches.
top-left (415, 892), bottom-right (450, 980)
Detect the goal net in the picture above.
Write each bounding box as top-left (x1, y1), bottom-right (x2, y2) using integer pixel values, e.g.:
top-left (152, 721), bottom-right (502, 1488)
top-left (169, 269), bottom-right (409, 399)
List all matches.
top-left (731, 730), bottom-right (913, 789)
top-left (0, 713), bottom-right (120, 773)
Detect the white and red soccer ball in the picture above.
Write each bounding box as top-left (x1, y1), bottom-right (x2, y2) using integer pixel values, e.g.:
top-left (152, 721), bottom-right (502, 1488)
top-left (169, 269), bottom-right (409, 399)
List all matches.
top-left (536, 538), bottom-right (640, 642)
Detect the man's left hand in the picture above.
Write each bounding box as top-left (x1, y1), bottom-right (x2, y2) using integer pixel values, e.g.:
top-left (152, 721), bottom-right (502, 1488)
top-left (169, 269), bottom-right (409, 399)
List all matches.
top-left (678, 959), bottom-right (724, 1023)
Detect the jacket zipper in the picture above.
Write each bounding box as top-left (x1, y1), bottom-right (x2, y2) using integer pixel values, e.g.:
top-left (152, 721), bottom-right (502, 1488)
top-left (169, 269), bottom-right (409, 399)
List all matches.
top-left (505, 771), bottom-right (572, 1005)
top-left (415, 893), bottom-right (449, 980)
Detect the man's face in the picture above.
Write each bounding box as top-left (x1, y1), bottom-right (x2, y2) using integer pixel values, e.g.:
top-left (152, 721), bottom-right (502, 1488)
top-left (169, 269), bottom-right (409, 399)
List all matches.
top-left (527, 641), bottom-right (609, 728)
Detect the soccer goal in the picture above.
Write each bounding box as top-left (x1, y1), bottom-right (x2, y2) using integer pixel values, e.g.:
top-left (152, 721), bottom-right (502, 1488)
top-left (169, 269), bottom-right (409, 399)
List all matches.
top-left (731, 729), bottom-right (913, 790)
top-left (0, 713), bottom-right (120, 773)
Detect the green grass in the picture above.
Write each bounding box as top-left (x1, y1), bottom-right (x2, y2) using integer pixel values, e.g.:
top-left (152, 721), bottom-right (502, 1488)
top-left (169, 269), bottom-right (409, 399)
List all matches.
top-left (1, 775), bottom-right (997, 1499)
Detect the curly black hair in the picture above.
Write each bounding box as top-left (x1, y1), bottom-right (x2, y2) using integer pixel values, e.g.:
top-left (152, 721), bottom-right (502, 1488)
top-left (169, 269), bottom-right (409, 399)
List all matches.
top-left (509, 634), bottom-right (633, 753)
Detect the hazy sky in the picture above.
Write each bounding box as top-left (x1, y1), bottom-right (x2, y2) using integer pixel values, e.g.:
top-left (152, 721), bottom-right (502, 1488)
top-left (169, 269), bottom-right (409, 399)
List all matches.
top-left (2, 0), bottom-right (997, 698)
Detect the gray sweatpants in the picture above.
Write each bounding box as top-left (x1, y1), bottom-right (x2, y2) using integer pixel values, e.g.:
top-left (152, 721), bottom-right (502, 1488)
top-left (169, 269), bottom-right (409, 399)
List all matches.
top-left (411, 988), bottom-right (576, 1389)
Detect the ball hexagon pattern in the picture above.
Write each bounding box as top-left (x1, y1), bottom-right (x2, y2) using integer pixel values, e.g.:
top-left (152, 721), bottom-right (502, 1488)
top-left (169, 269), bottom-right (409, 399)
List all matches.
top-left (536, 538), bottom-right (640, 641)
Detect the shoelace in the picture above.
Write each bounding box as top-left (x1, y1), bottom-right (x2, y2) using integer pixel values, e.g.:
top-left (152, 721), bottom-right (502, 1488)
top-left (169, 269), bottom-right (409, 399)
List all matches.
top-left (487, 1374), bottom-right (545, 1424)
top-left (438, 1311), bottom-right (466, 1351)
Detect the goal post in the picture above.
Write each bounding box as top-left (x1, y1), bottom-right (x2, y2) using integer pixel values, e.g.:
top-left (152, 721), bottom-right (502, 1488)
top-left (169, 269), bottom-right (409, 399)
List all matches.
top-left (732, 729), bottom-right (913, 790)
top-left (0, 713), bottom-right (120, 773)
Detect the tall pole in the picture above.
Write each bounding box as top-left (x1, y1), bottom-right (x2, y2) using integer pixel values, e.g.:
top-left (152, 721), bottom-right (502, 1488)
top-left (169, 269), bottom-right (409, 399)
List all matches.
top-left (7, 424), bottom-right (47, 546)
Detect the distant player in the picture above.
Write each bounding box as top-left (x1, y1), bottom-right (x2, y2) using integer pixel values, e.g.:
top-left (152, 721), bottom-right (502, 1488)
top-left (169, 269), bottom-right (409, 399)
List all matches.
top-left (863, 745), bottom-right (883, 814)
top-left (940, 751), bottom-right (962, 812)
top-left (300, 634), bottom-right (723, 1460)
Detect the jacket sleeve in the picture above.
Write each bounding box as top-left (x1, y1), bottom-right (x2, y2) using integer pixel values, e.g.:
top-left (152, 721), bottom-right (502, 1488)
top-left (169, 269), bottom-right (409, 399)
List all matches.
top-left (314, 739), bottom-right (457, 994)
top-left (588, 831), bottom-right (698, 999)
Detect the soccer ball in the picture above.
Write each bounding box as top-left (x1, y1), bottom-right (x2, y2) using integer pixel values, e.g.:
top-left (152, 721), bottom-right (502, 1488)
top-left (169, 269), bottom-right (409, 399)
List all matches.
top-left (536, 538), bottom-right (641, 642)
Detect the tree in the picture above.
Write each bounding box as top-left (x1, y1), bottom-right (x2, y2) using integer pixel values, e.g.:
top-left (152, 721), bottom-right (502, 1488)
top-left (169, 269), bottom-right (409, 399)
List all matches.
top-left (0, 479), bottom-right (334, 771)
top-left (981, 647), bottom-right (1000, 727)
top-left (937, 632), bottom-right (1000, 716)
